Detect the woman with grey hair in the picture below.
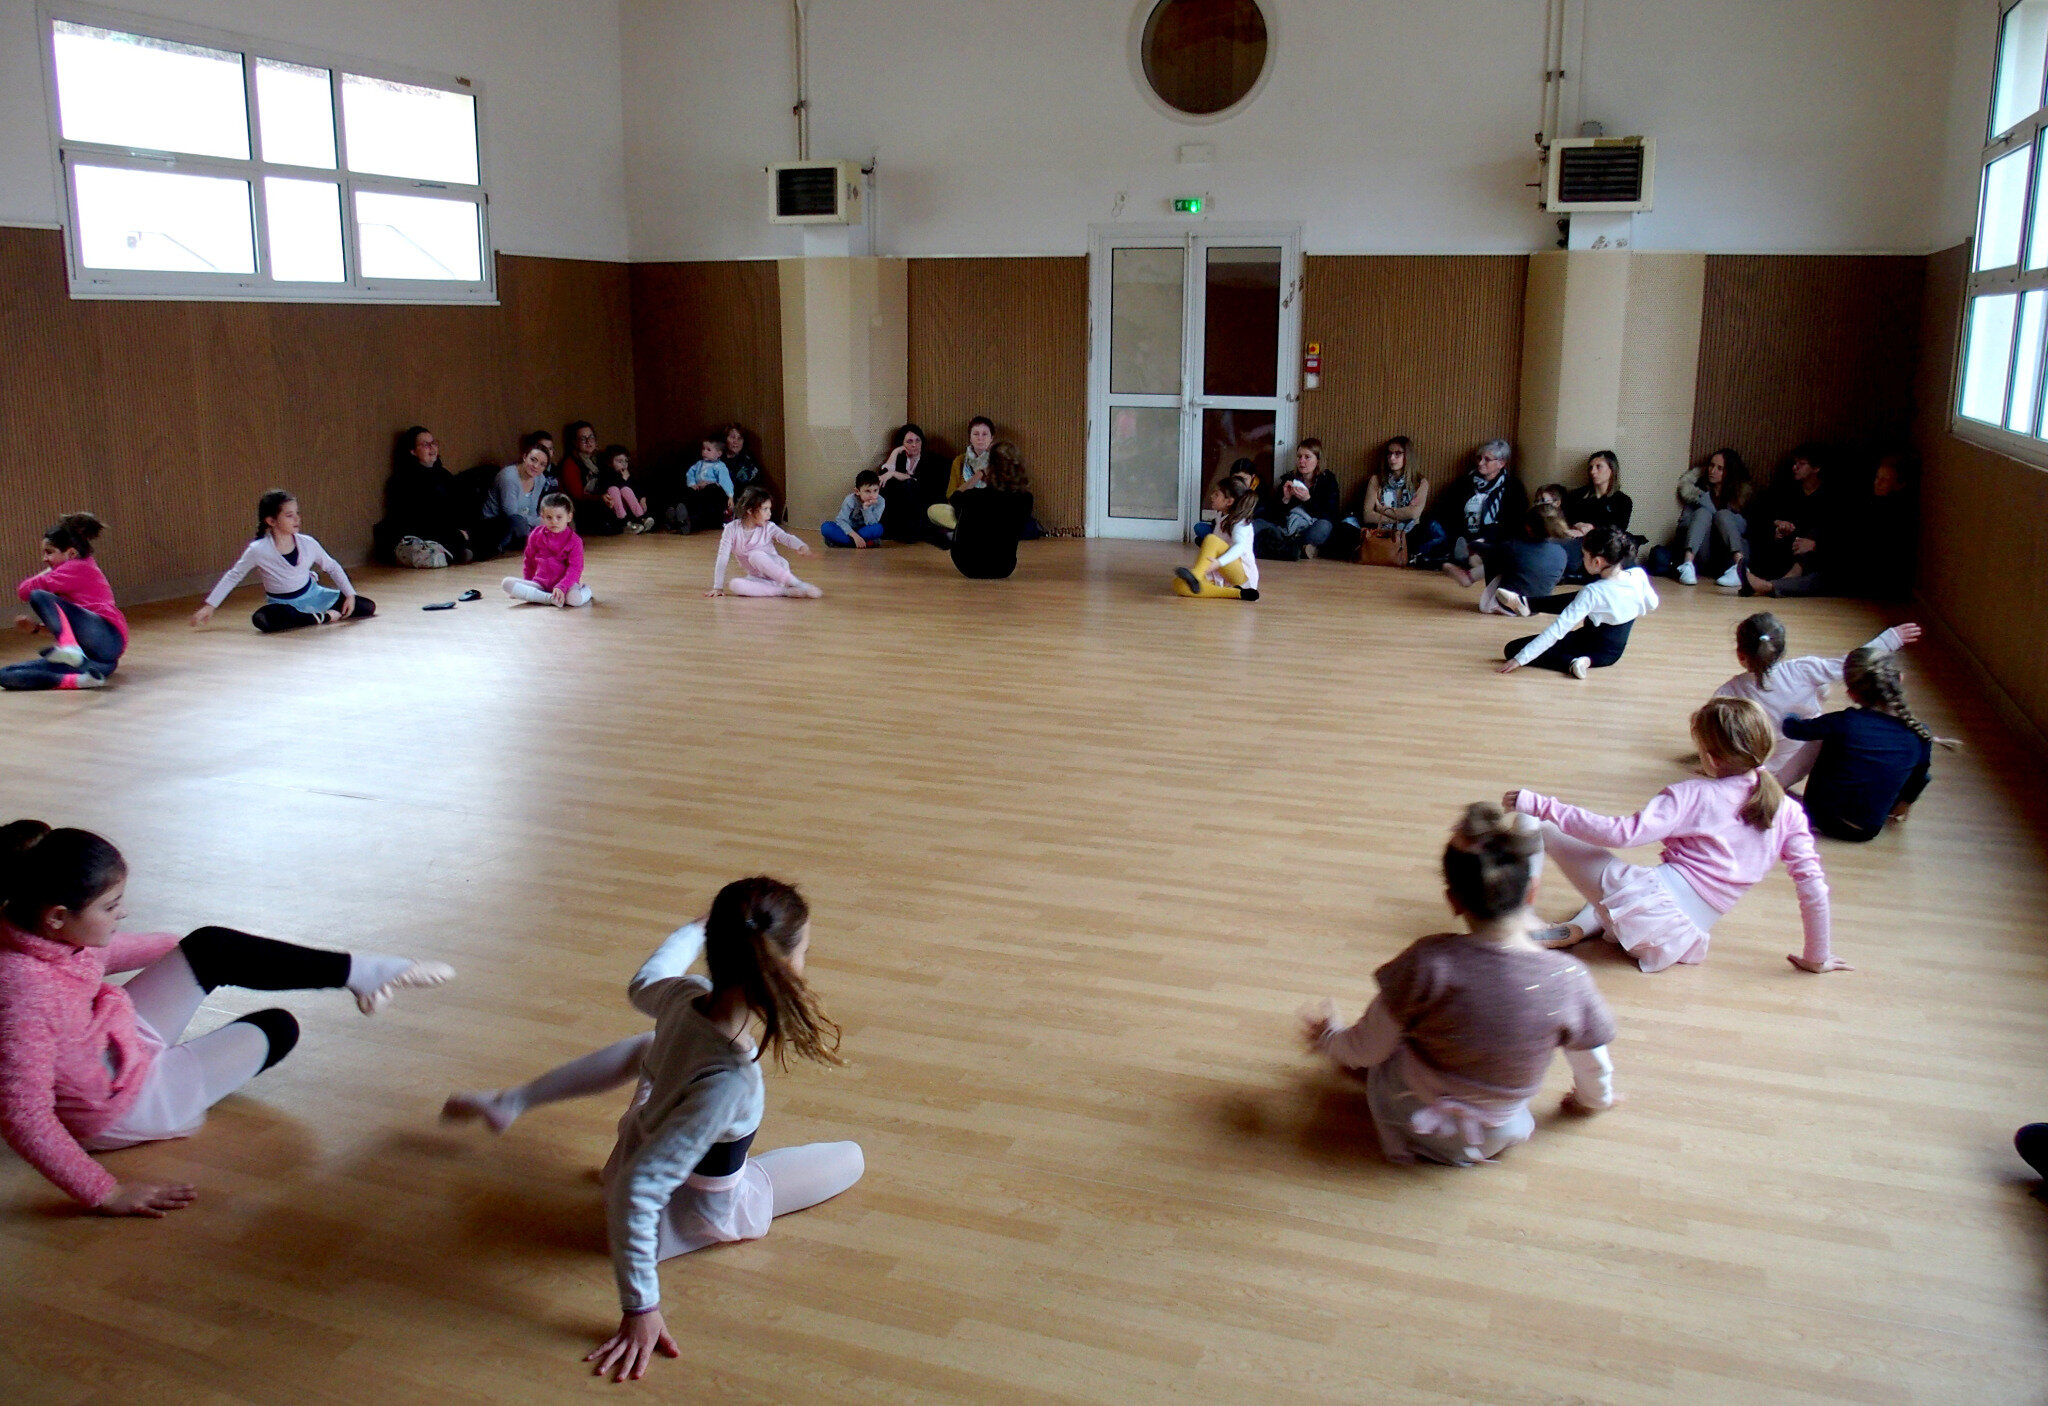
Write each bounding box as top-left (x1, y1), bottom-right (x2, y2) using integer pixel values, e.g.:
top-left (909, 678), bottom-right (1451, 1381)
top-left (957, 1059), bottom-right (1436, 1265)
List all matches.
top-left (1413, 439), bottom-right (1527, 581)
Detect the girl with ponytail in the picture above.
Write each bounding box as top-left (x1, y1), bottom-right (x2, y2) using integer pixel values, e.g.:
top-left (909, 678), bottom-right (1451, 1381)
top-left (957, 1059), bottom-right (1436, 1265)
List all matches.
top-left (1503, 697), bottom-right (1847, 973)
top-left (1173, 472), bottom-right (1263, 600)
top-left (1302, 803), bottom-right (1619, 1167)
top-left (0, 820), bottom-right (454, 1214)
top-left (4, 512), bottom-right (127, 691)
top-left (443, 877), bottom-right (864, 1383)
top-left (1711, 612), bottom-right (1923, 784)
top-left (1785, 647), bottom-right (1958, 841)
top-left (1495, 525), bottom-right (1659, 678)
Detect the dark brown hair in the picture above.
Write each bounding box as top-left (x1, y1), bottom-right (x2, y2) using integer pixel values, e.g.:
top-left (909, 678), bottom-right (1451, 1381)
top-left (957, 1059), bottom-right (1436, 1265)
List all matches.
top-left (1212, 471), bottom-right (1261, 533)
top-left (984, 441), bottom-right (1028, 492)
top-left (704, 877), bottom-right (841, 1069)
top-left (539, 492), bottom-right (573, 514)
top-left (1736, 612), bottom-right (1787, 682)
top-left (44, 512), bottom-right (105, 558)
top-left (733, 484), bottom-right (775, 520)
top-left (1, 820), bottom-right (126, 931)
top-left (1580, 525), bottom-right (1635, 570)
top-left (1441, 803), bottom-right (1541, 920)
top-left (254, 490), bottom-right (297, 539)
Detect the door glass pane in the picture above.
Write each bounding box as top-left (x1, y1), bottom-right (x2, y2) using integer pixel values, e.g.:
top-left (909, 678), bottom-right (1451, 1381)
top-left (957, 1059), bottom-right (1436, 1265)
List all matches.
top-left (341, 74), bottom-right (479, 184)
top-left (1201, 408), bottom-right (1276, 503)
top-left (257, 59), bottom-right (337, 169)
top-left (266, 178), bottom-right (344, 282)
top-left (1110, 247), bottom-right (1185, 394)
top-left (1980, 145), bottom-right (2033, 271)
top-left (1202, 246), bottom-right (1281, 396)
top-left (1994, 0), bottom-right (2048, 137)
top-left (52, 22), bottom-right (249, 160)
top-left (73, 164), bottom-right (254, 273)
top-left (2010, 291), bottom-right (2048, 434)
top-left (1960, 293), bottom-right (2019, 424)
top-left (355, 191), bottom-right (483, 281)
top-left (1109, 406), bottom-right (1182, 519)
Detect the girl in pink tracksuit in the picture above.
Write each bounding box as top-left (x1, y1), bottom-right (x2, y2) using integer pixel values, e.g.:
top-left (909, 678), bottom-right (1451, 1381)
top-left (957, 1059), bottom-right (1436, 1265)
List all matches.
top-left (5, 513), bottom-right (127, 691)
top-left (502, 493), bottom-right (594, 607)
top-left (708, 486), bottom-right (820, 599)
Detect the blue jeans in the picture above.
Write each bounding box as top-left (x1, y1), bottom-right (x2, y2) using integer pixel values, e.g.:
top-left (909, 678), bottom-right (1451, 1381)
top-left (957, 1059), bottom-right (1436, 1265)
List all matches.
top-left (1, 591), bottom-right (125, 689)
top-left (820, 521), bottom-right (885, 547)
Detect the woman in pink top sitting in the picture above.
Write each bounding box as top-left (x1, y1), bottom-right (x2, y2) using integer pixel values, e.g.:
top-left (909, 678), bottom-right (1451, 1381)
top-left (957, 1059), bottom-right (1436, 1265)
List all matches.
top-left (1302, 803), bottom-right (1619, 1167)
top-left (0, 820), bottom-right (455, 1214)
top-left (707, 486), bottom-right (820, 599)
top-left (4, 513), bottom-right (127, 691)
top-left (1507, 697), bottom-right (1847, 974)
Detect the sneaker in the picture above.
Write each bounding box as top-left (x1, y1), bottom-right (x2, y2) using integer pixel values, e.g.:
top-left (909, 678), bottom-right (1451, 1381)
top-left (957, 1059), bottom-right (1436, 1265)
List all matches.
top-left (1715, 565), bottom-right (1742, 588)
top-left (46, 643), bottom-right (85, 668)
top-left (1238, 587), bottom-right (1259, 602)
top-left (65, 670), bottom-right (108, 690)
top-left (1676, 561), bottom-right (1697, 585)
top-left (1301, 543), bottom-right (1318, 560)
top-left (1495, 588), bottom-right (1529, 616)
top-left (1568, 656), bottom-right (1592, 679)
top-left (1175, 567), bottom-right (1203, 594)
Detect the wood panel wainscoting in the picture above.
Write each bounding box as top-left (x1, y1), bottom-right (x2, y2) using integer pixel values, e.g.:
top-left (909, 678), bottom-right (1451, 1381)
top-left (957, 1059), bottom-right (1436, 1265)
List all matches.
top-left (0, 226), bottom-right (635, 605)
top-left (629, 259), bottom-right (787, 499)
top-left (1690, 254), bottom-right (1925, 488)
top-left (1299, 254), bottom-right (1529, 512)
top-left (908, 257), bottom-right (1089, 534)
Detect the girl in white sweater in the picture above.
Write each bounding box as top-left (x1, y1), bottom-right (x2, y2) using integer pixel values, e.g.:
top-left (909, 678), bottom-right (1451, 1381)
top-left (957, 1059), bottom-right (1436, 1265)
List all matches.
top-left (192, 491), bottom-right (375, 633)
top-left (1495, 527), bottom-right (1657, 679)
top-left (1712, 612), bottom-right (1921, 783)
top-left (442, 877), bottom-right (863, 1383)
top-left (1174, 473), bottom-right (1262, 600)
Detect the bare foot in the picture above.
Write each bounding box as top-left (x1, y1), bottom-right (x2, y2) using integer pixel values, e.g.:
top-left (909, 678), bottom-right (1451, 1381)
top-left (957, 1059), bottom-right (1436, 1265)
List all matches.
top-left (442, 1089), bottom-right (524, 1133)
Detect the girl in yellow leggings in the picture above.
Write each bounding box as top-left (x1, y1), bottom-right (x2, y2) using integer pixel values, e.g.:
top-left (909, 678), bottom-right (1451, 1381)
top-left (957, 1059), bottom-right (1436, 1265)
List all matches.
top-left (1174, 473), bottom-right (1262, 600)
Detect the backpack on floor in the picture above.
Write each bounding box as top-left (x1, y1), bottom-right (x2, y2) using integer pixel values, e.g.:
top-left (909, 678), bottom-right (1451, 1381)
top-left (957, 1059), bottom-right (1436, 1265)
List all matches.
top-left (394, 536), bottom-right (452, 570)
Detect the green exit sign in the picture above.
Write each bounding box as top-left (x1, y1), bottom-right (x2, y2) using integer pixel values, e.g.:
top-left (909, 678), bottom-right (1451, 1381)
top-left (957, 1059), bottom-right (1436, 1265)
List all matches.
top-left (1171, 196), bottom-right (1204, 214)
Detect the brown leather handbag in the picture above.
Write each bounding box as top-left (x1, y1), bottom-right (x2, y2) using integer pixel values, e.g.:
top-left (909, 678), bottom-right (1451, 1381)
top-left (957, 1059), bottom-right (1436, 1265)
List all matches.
top-left (1357, 526), bottom-right (1408, 568)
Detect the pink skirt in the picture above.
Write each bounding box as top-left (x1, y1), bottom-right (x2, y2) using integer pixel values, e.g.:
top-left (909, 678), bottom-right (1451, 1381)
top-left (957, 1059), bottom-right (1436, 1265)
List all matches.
top-left (1600, 863), bottom-right (1718, 973)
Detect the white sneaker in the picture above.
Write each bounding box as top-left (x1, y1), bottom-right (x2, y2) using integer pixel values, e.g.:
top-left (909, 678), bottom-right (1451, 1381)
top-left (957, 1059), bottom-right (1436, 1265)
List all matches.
top-left (1715, 565), bottom-right (1742, 588)
top-left (1495, 588), bottom-right (1530, 617)
top-left (1676, 562), bottom-right (1697, 585)
top-left (46, 643), bottom-right (85, 667)
top-left (1568, 657), bottom-right (1592, 679)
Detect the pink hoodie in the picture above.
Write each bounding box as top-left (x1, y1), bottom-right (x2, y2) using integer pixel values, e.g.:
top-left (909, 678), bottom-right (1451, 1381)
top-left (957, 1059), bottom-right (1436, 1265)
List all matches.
top-left (17, 557), bottom-right (128, 646)
top-left (521, 523), bottom-right (585, 592)
top-left (0, 921), bottom-right (180, 1204)
top-left (1515, 775), bottom-right (1832, 966)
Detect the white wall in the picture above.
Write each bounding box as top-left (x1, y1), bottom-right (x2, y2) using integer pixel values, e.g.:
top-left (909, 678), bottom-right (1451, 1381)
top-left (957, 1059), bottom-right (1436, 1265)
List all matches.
top-left (621, 0), bottom-right (1966, 262)
top-left (1933, 0), bottom-right (1999, 253)
top-left (0, 0), bottom-right (630, 261)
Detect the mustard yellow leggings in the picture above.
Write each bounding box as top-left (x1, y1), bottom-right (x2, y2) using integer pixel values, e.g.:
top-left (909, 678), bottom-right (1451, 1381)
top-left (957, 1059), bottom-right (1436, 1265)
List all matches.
top-left (1173, 532), bottom-right (1251, 598)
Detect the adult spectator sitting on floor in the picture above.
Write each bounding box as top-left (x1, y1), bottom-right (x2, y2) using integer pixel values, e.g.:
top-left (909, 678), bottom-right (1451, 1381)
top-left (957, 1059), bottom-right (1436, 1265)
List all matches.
top-left (481, 431), bottom-right (557, 555)
top-left (559, 421), bottom-right (624, 536)
top-left (951, 442), bottom-right (1036, 580)
top-left (1741, 444), bottom-right (1833, 597)
top-left (375, 426), bottom-right (476, 566)
top-left (1416, 439), bottom-right (1527, 584)
top-left (1258, 438), bottom-right (1342, 559)
top-left (1671, 447), bottom-right (1752, 586)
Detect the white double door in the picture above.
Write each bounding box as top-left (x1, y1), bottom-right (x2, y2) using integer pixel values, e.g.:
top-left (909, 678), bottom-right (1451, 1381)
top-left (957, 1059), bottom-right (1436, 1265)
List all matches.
top-left (1086, 225), bottom-right (1303, 539)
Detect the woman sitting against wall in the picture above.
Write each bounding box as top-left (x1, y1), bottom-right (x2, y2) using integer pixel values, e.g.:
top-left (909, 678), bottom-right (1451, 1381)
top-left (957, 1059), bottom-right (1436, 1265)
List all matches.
top-left (876, 423), bottom-right (948, 542)
top-left (1671, 447), bottom-right (1751, 586)
top-left (929, 416), bottom-right (997, 533)
top-left (1259, 438), bottom-right (1341, 559)
top-left (1357, 435), bottom-right (1429, 538)
top-left (1563, 451), bottom-right (1633, 540)
top-left (1415, 439), bottom-right (1527, 581)
top-left (375, 427), bottom-right (475, 566)
top-left (951, 442), bottom-right (1035, 580)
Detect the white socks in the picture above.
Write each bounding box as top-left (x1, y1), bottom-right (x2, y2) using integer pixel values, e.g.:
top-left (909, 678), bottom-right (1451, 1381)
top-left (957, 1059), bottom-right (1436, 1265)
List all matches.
top-left (346, 953), bottom-right (457, 1014)
top-left (1569, 902), bottom-right (1607, 938)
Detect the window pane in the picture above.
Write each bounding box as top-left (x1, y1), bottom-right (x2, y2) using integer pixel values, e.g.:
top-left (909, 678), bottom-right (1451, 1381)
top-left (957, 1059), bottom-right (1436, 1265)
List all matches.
top-left (1203, 245), bottom-right (1281, 396)
top-left (341, 75), bottom-right (478, 184)
top-left (1978, 144), bottom-right (2033, 270)
top-left (355, 191), bottom-right (482, 281)
top-left (1994, 0), bottom-right (2048, 137)
top-left (1109, 405), bottom-right (1182, 519)
top-left (266, 178), bottom-right (344, 282)
top-left (2011, 292), bottom-right (2048, 434)
top-left (52, 21), bottom-right (248, 160)
top-left (1960, 293), bottom-right (2019, 424)
top-left (256, 60), bottom-right (337, 169)
top-left (1110, 247), bottom-right (1185, 395)
top-left (73, 164), bottom-right (254, 273)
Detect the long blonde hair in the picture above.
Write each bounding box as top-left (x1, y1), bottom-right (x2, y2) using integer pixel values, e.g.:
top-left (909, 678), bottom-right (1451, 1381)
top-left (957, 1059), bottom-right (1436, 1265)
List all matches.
top-left (1691, 698), bottom-right (1783, 830)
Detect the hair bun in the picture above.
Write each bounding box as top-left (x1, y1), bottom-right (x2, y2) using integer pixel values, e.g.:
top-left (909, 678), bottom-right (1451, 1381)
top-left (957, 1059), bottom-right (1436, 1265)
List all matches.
top-left (1450, 803), bottom-right (1541, 858)
top-left (0, 819), bottom-right (51, 856)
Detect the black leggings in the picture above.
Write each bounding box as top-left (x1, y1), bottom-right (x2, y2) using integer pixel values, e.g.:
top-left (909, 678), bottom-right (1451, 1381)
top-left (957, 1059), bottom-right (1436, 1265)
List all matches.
top-left (180, 925), bottom-right (351, 993)
top-left (1505, 619), bottom-right (1634, 672)
top-left (252, 597), bottom-right (377, 633)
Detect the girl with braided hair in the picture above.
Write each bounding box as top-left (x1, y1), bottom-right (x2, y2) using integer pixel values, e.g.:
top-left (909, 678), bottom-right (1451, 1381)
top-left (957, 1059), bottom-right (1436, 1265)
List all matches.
top-left (442, 877), bottom-right (864, 1383)
top-left (1784, 647), bottom-right (1954, 841)
top-left (1505, 698), bottom-right (1846, 973)
top-left (1712, 612), bottom-right (1923, 784)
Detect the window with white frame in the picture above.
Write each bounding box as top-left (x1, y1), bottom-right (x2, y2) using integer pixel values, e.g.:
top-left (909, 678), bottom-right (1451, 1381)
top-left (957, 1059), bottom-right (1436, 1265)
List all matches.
top-left (44, 9), bottom-right (492, 302)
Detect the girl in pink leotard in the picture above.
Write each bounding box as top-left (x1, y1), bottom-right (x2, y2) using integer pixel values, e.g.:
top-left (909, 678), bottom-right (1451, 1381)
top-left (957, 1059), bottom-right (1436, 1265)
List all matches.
top-left (706, 486), bottom-right (821, 599)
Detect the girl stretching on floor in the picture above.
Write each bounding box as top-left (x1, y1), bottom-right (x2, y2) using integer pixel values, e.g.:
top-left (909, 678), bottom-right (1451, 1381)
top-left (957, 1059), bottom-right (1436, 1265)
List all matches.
top-left (708, 486), bottom-right (820, 598)
top-left (1786, 647), bottom-right (1955, 842)
top-left (1494, 526), bottom-right (1658, 679)
top-left (1301, 803), bottom-right (1618, 1167)
top-left (0, 820), bottom-right (453, 1214)
top-left (193, 490), bottom-right (375, 633)
top-left (1711, 612), bottom-right (1921, 785)
top-left (5, 513), bottom-right (126, 691)
top-left (443, 878), bottom-right (864, 1383)
top-left (1173, 473), bottom-right (1261, 600)
top-left (1505, 697), bottom-right (1845, 973)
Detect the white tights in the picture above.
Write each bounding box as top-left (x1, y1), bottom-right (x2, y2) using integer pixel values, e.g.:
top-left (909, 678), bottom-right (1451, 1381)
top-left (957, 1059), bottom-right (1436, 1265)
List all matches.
top-left (472, 1033), bottom-right (863, 1217)
top-left (95, 950), bottom-right (270, 1144)
top-left (502, 577), bottom-right (593, 606)
top-left (1538, 823), bottom-right (1624, 937)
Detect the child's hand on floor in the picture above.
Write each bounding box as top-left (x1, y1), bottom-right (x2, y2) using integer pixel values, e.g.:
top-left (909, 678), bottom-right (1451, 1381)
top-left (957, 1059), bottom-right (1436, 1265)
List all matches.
top-left (1500, 790), bottom-right (1524, 811)
top-left (190, 604), bottom-right (215, 627)
top-left (705, 588), bottom-right (724, 598)
top-left (1787, 954), bottom-right (1854, 973)
top-left (13, 613), bottom-right (36, 633)
top-left (1495, 659), bottom-right (1521, 674)
top-left (1297, 998), bottom-right (1340, 1053)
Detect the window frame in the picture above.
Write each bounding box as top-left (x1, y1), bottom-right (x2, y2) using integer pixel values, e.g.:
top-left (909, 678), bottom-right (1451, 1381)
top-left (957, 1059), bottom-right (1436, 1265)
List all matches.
top-left (38, 2), bottom-right (495, 304)
top-left (1955, 0), bottom-right (2048, 465)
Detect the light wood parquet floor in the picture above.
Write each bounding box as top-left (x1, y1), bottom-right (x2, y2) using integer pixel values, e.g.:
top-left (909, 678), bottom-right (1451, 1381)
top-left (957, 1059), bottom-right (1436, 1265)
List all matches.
top-left (2, 534), bottom-right (2046, 1405)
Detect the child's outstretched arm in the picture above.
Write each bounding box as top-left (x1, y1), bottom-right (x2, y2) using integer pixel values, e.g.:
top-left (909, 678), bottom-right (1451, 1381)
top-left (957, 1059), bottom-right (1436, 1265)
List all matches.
top-left (1301, 996), bottom-right (1400, 1070)
top-left (1497, 590), bottom-right (1595, 672)
top-left (708, 522), bottom-right (736, 595)
top-left (1779, 818), bottom-right (1847, 973)
top-left (770, 524), bottom-right (811, 555)
top-left (1506, 786), bottom-right (1689, 850)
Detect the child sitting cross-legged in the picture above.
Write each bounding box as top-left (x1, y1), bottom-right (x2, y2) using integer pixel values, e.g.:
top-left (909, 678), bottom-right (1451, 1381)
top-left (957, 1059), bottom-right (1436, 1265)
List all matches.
top-left (821, 470), bottom-right (887, 548)
top-left (502, 493), bottom-right (593, 607)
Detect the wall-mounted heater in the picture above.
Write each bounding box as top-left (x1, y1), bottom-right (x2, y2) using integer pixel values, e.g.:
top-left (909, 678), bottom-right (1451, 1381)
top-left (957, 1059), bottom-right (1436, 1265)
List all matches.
top-left (768, 160), bottom-right (863, 224)
top-left (1543, 137), bottom-right (1654, 213)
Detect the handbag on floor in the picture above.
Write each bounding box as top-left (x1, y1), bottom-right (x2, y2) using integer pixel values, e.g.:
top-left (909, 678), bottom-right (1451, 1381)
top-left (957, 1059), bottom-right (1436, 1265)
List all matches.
top-left (394, 536), bottom-right (452, 570)
top-left (1356, 526), bottom-right (1408, 568)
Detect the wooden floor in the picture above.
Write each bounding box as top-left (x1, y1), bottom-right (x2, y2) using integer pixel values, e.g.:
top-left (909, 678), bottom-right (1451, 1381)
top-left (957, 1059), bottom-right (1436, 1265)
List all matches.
top-left (3, 535), bottom-right (2046, 1405)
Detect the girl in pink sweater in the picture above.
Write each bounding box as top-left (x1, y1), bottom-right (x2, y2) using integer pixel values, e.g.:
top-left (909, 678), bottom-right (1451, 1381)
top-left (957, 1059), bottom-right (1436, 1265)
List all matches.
top-left (502, 494), bottom-right (594, 607)
top-left (708, 487), bottom-right (820, 598)
top-left (0, 820), bottom-right (455, 1214)
top-left (1505, 697), bottom-right (1846, 974)
top-left (4, 513), bottom-right (127, 692)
